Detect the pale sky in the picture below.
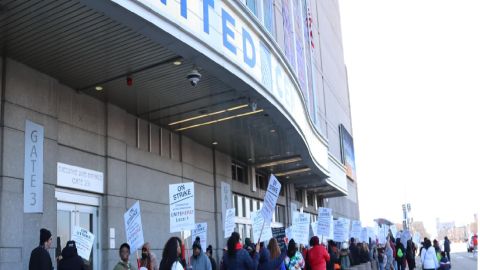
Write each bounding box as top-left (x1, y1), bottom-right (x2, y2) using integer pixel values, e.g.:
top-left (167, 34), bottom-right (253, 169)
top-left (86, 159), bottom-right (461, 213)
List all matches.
top-left (338, 0), bottom-right (480, 237)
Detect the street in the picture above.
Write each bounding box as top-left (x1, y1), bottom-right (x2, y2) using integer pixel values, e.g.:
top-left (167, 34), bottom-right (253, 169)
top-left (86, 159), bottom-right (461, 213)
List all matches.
top-left (413, 243), bottom-right (478, 270)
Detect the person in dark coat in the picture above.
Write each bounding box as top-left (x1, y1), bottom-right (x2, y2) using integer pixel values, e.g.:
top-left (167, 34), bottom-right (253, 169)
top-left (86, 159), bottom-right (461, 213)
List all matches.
top-left (58, 240), bottom-right (85, 270)
top-left (395, 238), bottom-right (406, 270)
top-left (443, 236), bottom-right (451, 261)
top-left (220, 232), bottom-right (259, 270)
top-left (348, 238), bottom-right (360, 266)
top-left (257, 242), bottom-right (270, 270)
top-left (29, 228), bottom-right (54, 270)
top-left (406, 240), bottom-right (416, 270)
top-left (326, 240), bottom-right (339, 270)
top-left (206, 245), bottom-right (217, 270)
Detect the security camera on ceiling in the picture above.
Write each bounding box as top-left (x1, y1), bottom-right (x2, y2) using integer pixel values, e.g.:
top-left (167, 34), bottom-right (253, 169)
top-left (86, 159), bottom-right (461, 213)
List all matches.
top-left (187, 68), bottom-right (202, 87)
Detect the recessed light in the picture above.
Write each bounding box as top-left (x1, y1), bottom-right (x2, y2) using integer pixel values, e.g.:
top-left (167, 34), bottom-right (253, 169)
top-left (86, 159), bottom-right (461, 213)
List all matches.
top-left (270, 129), bottom-right (276, 133)
top-left (95, 86), bottom-right (103, 91)
top-left (212, 141), bottom-right (218, 145)
top-left (173, 60), bottom-right (182, 66)
top-left (286, 176), bottom-right (290, 179)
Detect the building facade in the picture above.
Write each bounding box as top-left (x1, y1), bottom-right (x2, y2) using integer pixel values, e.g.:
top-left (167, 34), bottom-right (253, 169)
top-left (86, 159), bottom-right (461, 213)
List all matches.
top-left (0, 0), bottom-right (359, 269)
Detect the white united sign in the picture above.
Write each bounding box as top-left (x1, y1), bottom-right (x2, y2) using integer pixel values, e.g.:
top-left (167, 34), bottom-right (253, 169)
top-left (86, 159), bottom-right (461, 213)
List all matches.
top-left (57, 163), bottom-right (104, 193)
top-left (112, 0), bottom-right (329, 174)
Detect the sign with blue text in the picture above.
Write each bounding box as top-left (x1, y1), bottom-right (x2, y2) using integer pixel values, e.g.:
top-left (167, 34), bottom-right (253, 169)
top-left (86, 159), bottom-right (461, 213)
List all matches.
top-left (192, 223), bottom-right (207, 252)
top-left (71, 226), bottom-right (95, 261)
top-left (260, 175), bottom-right (281, 222)
top-left (252, 210), bottom-right (272, 243)
top-left (317, 207), bottom-right (333, 237)
top-left (124, 201), bottom-right (144, 253)
top-left (24, 120), bottom-right (44, 213)
top-left (292, 211), bottom-right (310, 245)
top-left (170, 182), bottom-right (195, 233)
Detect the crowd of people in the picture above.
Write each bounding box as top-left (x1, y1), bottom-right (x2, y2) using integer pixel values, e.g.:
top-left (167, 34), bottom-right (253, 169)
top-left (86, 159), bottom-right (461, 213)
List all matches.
top-left (28, 227), bottom-right (460, 270)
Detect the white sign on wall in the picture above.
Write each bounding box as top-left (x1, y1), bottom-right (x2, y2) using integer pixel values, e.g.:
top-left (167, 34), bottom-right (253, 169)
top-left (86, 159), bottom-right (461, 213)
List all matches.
top-left (57, 163), bottom-right (104, 193)
top-left (221, 182), bottom-right (232, 231)
top-left (24, 120), bottom-right (44, 213)
top-left (192, 223), bottom-right (208, 252)
top-left (71, 226), bottom-right (95, 261)
top-left (224, 208), bottom-right (236, 238)
top-left (124, 201), bottom-right (145, 253)
top-left (169, 182), bottom-right (195, 233)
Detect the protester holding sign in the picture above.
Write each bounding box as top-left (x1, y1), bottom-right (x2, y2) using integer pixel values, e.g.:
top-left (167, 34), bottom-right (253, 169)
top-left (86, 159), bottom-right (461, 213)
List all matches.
top-left (191, 237), bottom-right (212, 270)
top-left (266, 238), bottom-right (286, 270)
top-left (57, 240), bottom-right (85, 270)
top-left (221, 232), bottom-right (260, 270)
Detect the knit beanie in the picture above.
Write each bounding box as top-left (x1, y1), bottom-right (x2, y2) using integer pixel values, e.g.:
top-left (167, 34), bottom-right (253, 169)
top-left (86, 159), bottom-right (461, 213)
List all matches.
top-left (39, 228), bottom-right (52, 246)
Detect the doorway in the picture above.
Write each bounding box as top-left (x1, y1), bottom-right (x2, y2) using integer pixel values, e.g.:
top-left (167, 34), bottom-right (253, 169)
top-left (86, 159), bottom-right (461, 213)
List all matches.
top-left (56, 191), bottom-right (100, 270)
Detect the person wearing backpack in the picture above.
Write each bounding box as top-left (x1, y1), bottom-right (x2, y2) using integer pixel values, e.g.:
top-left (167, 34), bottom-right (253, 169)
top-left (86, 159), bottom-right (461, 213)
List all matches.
top-left (420, 239), bottom-right (439, 270)
top-left (405, 240), bottom-right (415, 270)
top-left (394, 238), bottom-right (406, 270)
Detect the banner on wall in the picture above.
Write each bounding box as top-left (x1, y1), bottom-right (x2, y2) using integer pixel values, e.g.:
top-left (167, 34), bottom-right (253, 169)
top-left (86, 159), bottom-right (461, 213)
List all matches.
top-left (224, 208), bottom-right (236, 238)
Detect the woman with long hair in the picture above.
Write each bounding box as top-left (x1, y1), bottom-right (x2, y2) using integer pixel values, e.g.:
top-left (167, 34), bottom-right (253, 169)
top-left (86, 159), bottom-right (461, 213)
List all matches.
top-left (220, 232), bottom-right (259, 270)
top-left (420, 239), bottom-right (439, 270)
top-left (266, 238), bottom-right (286, 270)
top-left (285, 239), bottom-right (304, 270)
top-left (160, 237), bottom-right (184, 270)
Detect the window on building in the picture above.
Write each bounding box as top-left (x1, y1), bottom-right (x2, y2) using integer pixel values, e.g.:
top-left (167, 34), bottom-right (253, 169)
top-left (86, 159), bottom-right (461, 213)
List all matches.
top-left (245, 0), bottom-right (258, 16)
top-left (262, 0), bottom-right (275, 35)
top-left (275, 205), bottom-right (286, 224)
top-left (307, 191), bottom-right (314, 207)
top-left (232, 162), bottom-right (248, 184)
top-left (255, 172), bottom-right (268, 190)
top-left (317, 195), bottom-right (324, 207)
top-left (295, 189), bottom-right (303, 203)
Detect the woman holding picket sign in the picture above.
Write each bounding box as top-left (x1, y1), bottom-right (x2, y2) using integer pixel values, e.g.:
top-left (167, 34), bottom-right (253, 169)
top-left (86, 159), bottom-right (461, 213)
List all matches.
top-left (220, 232), bottom-right (260, 270)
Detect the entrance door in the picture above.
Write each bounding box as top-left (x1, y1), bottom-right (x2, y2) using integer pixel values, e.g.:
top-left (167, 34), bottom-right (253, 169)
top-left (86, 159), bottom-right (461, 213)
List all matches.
top-left (57, 202), bottom-right (99, 270)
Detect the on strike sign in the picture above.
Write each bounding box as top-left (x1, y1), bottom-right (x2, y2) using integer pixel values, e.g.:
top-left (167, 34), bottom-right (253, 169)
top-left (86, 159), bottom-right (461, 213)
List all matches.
top-left (124, 201), bottom-right (144, 253)
top-left (260, 175), bottom-right (281, 222)
top-left (170, 182), bottom-right (195, 233)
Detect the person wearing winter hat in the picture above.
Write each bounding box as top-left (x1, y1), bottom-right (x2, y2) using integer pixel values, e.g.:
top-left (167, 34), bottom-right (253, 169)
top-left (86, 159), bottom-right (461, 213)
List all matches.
top-left (57, 240), bottom-right (86, 270)
top-left (191, 237), bottom-right (212, 270)
top-left (29, 228), bottom-right (54, 270)
top-left (206, 245), bottom-right (217, 270)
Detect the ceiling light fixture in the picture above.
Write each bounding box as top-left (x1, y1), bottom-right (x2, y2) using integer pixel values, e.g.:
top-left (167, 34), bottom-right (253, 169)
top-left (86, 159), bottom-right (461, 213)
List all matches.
top-left (95, 86), bottom-right (103, 91)
top-left (270, 129), bottom-right (276, 133)
top-left (175, 109), bottom-right (264, 131)
top-left (255, 156), bottom-right (302, 168)
top-left (168, 104), bottom-right (249, 126)
top-left (212, 141), bottom-right (218, 145)
top-left (275, 167), bottom-right (311, 177)
top-left (173, 60), bottom-right (182, 65)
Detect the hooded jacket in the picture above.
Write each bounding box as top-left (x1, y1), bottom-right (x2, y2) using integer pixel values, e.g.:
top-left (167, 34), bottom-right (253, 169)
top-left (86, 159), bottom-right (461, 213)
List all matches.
top-left (191, 251), bottom-right (212, 270)
top-left (58, 242), bottom-right (86, 270)
top-left (308, 238), bottom-right (330, 270)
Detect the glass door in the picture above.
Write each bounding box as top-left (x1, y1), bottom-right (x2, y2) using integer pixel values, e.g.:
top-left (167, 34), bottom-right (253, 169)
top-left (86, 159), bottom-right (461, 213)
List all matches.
top-left (57, 202), bottom-right (99, 270)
